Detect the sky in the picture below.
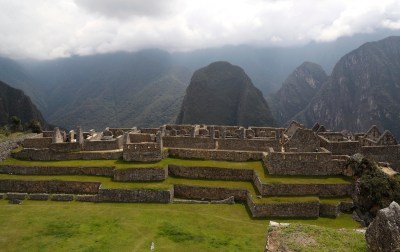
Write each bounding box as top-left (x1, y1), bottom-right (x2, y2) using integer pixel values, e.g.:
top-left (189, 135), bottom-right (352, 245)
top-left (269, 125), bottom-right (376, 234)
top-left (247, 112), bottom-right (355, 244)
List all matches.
top-left (1, 0), bottom-right (400, 59)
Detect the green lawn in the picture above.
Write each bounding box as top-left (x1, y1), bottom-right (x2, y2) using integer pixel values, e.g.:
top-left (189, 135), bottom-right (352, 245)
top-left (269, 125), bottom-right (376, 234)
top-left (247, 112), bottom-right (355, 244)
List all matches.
top-left (0, 200), bottom-right (364, 252)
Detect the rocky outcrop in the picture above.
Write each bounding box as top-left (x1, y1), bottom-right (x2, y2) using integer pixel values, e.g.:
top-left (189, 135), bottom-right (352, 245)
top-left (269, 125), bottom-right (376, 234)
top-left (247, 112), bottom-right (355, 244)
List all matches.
top-left (295, 36), bottom-right (400, 137)
top-left (347, 154), bottom-right (400, 226)
top-left (270, 62), bottom-right (327, 126)
top-left (365, 201), bottom-right (400, 252)
top-left (176, 61), bottom-right (275, 127)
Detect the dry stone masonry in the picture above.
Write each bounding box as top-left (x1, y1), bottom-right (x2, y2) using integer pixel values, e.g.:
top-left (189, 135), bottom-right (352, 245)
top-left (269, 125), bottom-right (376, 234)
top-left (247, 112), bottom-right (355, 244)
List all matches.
top-left (1, 121), bottom-right (399, 218)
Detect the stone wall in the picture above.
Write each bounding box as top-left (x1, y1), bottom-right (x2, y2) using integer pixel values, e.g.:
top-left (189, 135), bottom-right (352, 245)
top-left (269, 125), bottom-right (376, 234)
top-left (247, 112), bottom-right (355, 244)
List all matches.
top-left (113, 167), bottom-right (167, 181)
top-left (97, 188), bottom-right (172, 203)
top-left (319, 202), bottom-right (340, 217)
top-left (361, 145), bottom-right (400, 172)
top-left (0, 165), bottom-right (114, 176)
top-left (163, 136), bottom-right (215, 149)
top-left (83, 137), bottom-right (123, 151)
top-left (217, 138), bottom-right (279, 151)
top-left (173, 184), bottom-right (248, 202)
top-left (23, 137), bottom-right (52, 149)
top-left (163, 136), bottom-right (279, 152)
top-left (319, 138), bottom-right (361, 155)
top-left (285, 128), bottom-right (319, 152)
top-left (129, 133), bottom-right (155, 143)
top-left (49, 142), bottom-right (81, 152)
top-left (168, 148), bottom-right (263, 161)
top-left (168, 165), bottom-right (254, 181)
top-left (246, 195), bottom-right (320, 218)
top-left (260, 183), bottom-right (353, 197)
top-left (263, 149), bottom-right (344, 176)
top-left (13, 148), bottom-right (122, 160)
top-left (123, 143), bottom-right (164, 162)
top-left (0, 180), bottom-right (100, 194)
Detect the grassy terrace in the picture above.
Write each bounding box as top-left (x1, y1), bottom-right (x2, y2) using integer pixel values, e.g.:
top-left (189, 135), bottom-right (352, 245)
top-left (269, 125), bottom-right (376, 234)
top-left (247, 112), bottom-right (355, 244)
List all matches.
top-left (1, 157), bottom-right (352, 184)
top-left (0, 173), bottom-right (350, 205)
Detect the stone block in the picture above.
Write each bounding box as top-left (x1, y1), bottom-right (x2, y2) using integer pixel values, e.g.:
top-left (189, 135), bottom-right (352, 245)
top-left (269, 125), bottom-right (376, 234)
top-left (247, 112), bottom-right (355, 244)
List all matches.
top-left (51, 194), bottom-right (74, 201)
top-left (28, 193), bottom-right (49, 200)
top-left (76, 194), bottom-right (98, 202)
top-left (6, 192), bottom-right (27, 200)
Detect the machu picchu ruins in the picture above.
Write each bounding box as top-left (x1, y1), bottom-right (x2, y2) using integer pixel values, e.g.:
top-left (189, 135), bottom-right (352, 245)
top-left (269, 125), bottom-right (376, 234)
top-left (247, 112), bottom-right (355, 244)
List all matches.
top-left (0, 121), bottom-right (398, 219)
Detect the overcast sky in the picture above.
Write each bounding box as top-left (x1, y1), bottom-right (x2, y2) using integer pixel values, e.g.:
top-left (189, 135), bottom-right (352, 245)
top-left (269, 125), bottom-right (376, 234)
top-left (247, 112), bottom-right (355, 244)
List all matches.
top-left (1, 0), bottom-right (400, 59)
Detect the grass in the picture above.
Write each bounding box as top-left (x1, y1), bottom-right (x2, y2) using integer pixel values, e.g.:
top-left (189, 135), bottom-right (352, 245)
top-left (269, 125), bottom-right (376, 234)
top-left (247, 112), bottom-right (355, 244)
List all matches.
top-left (0, 200), bottom-right (364, 252)
top-left (268, 222), bottom-right (366, 251)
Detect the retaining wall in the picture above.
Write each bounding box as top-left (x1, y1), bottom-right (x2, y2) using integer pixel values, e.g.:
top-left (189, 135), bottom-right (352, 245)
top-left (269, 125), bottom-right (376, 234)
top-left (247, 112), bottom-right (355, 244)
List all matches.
top-left (173, 184), bottom-right (248, 202)
top-left (113, 167), bottom-right (167, 181)
top-left (168, 148), bottom-right (263, 161)
top-left (0, 165), bottom-right (114, 176)
top-left (168, 165), bottom-right (254, 181)
top-left (0, 180), bottom-right (100, 194)
top-left (319, 202), bottom-right (340, 217)
top-left (97, 188), bottom-right (172, 203)
top-left (247, 195), bottom-right (320, 218)
top-left (260, 183), bottom-right (353, 197)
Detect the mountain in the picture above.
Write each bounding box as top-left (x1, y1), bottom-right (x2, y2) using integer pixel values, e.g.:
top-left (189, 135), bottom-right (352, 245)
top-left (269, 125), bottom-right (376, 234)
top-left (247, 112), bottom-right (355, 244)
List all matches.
top-left (0, 80), bottom-right (47, 128)
top-left (295, 36), bottom-right (400, 137)
top-left (0, 57), bottom-right (46, 111)
top-left (269, 62), bottom-right (328, 126)
top-left (21, 50), bottom-right (191, 130)
top-left (176, 61), bottom-right (275, 127)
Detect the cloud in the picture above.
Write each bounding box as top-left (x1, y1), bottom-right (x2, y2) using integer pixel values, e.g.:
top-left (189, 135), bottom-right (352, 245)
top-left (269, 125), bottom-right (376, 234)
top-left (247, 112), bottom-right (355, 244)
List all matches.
top-left (75, 0), bottom-right (176, 19)
top-left (0, 0), bottom-right (399, 59)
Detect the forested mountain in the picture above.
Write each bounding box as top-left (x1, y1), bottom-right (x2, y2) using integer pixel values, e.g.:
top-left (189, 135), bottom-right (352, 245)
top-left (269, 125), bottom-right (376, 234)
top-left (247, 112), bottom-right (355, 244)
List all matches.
top-left (295, 36), bottom-right (400, 137)
top-left (176, 61), bottom-right (275, 127)
top-left (0, 80), bottom-right (47, 128)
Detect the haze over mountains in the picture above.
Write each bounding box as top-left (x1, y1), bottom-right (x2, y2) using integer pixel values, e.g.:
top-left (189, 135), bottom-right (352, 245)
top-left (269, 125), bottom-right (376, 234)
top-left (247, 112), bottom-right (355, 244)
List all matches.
top-left (1, 32), bottom-right (400, 137)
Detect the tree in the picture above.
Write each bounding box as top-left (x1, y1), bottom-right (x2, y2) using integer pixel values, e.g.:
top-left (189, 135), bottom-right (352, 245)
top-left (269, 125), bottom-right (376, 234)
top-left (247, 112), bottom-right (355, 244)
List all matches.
top-left (27, 119), bottom-right (42, 133)
top-left (9, 116), bottom-right (22, 132)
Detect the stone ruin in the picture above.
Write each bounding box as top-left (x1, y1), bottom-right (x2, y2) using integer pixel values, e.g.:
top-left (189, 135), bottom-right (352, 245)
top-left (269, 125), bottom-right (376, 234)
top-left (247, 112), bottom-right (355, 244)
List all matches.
top-left (13, 121), bottom-right (400, 174)
top-left (0, 120), bottom-right (398, 224)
